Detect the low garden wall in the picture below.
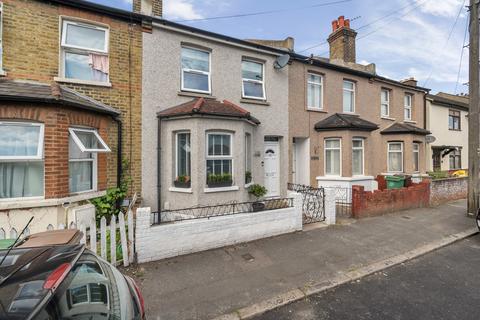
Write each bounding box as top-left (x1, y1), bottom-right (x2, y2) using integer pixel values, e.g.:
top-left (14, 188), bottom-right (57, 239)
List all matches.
top-left (352, 181), bottom-right (430, 219)
top-left (135, 194), bottom-right (302, 263)
top-left (430, 177), bottom-right (467, 206)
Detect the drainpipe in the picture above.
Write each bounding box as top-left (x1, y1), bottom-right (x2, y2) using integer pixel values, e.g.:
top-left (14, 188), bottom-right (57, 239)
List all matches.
top-left (114, 117), bottom-right (123, 188)
top-left (157, 117), bottom-right (162, 216)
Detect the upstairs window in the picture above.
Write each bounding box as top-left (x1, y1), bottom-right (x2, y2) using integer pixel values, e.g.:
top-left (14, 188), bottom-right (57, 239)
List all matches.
top-left (61, 20), bottom-right (109, 83)
top-left (404, 94), bottom-right (412, 120)
top-left (381, 89), bottom-right (390, 117)
top-left (307, 73), bottom-right (323, 110)
top-left (343, 80), bottom-right (355, 113)
top-left (69, 128), bottom-right (110, 193)
top-left (242, 59), bottom-right (265, 100)
top-left (181, 47), bottom-right (211, 93)
top-left (448, 110), bottom-right (461, 130)
top-left (0, 122), bottom-right (44, 199)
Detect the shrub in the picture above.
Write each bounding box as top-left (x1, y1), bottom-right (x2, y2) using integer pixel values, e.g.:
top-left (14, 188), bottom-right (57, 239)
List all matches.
top-left (248, 184), bottom-right (267, 200)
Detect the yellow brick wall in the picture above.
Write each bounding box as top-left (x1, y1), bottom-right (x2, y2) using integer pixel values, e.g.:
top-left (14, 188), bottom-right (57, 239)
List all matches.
top-left (2, 0), bottom-right (143, 195)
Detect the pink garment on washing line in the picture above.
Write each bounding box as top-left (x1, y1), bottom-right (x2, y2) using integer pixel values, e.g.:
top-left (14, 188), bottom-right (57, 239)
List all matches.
top-left (88, 53), bottom-right (109, 74)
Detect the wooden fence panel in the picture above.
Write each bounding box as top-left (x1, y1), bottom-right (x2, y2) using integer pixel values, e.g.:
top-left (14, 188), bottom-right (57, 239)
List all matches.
top-left (127, 210), bottom-right (134, 264)
top-left (100, 217), bottom-right (107, 259)
top-left (119, 212), bottom-right (129, 267)
top-left (110, 215), bottom-right (117, 266)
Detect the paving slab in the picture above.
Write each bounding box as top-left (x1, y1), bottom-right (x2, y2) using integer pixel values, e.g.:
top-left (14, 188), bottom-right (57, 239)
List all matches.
top-left (131, 200), bottom-right (474, 320)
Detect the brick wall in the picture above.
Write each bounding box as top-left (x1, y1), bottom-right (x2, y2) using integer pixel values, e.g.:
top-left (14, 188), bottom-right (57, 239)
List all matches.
top-left (352, 181), bottom-right (430, 219)
top-left (0, 103), bottom-right (114, 198)
top-left (430, 177), bottom-right (467, 206)
top-left (2, 0), bottom-right (143, 194)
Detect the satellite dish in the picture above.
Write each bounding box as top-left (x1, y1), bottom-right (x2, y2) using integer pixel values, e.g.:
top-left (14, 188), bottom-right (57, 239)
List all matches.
top-left (425, 135), bottom-right (436, 143)
top-left (274, 54), bottom-right (290, 69)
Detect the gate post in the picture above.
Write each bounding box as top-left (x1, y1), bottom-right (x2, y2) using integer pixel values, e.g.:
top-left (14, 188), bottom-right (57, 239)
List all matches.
top-left (324, 188), bottom-right (336, 225)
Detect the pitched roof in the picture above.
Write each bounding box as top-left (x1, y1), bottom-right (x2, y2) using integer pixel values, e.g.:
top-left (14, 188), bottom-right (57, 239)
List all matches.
top-left (0, 80), bottom-right (120, 116)
top-left (157, 98), bottom-right (261, 125)
top-left (380, 122), bottom-right (430, 135)
top-left (428, 92), bottom-right (469, 110)
top-left (314, 113), bottom-right (379, 132)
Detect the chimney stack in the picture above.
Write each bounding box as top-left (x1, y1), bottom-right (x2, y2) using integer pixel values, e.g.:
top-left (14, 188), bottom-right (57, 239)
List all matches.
top-left (133, 0), bottom-right (162, 17)
top-left (401, 77), bottom-right (418, 87)
top-left (328, 16), bottom-right (357, 63)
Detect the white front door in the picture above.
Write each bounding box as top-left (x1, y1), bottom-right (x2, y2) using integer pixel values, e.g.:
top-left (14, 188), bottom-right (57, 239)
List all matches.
top-left (264, 142), bottom-right (280, 197)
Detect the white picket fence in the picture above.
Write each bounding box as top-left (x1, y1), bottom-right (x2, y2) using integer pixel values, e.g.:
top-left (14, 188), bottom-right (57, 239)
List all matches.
top-left (65, 210), bottom-right (135, 267)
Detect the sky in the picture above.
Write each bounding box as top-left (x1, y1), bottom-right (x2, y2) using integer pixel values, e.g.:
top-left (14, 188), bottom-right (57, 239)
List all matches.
top-left (92, 0), bottom-right (469, 94)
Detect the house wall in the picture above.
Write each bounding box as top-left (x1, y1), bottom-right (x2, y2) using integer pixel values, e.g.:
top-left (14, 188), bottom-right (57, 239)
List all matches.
top-left (2, 0), bottom-right (143, 194)
top-left (288, 62), bottom-right (427, 186)
top-left (142, 26), bottom-right (289, 211)
top-left (425, 99), bottom-right (468, 171)
top-left (430, 177), bottom-right (467, 206)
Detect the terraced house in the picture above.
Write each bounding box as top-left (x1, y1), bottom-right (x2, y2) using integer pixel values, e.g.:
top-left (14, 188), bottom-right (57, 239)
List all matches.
top-left (0, 0), bottom-right (143, 234)
top-left (287, 16), bottom-right (430, 190)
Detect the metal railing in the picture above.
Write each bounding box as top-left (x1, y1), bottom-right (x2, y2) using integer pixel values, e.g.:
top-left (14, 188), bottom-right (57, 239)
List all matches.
top-left (151, 197), bottom-right (294, 225)
top-left (288, 183), bottom-right (325, 224)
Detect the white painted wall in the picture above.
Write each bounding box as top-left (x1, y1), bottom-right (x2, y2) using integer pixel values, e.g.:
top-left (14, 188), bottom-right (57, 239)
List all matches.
top-left (293, 138), bottom-right (310, 185)
top-left (135, 194), bottom-right (302, 263)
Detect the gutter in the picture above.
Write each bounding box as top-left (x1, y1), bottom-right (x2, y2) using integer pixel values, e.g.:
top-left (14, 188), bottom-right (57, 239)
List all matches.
top-left (157, 117), bottom-right (162, 216)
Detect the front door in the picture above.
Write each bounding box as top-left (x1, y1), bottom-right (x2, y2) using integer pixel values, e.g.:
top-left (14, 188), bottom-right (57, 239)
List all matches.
top-left (264, 142), bottom-right (280, 197)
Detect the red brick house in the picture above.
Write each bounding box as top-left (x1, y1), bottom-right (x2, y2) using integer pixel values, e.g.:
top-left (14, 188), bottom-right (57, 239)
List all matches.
top-left (0, 0), bottom-right (143, 236)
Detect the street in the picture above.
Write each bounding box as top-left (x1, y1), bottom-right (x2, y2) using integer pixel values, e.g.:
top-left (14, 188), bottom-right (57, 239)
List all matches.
top-left (255, 234), bottom-right (480, 320)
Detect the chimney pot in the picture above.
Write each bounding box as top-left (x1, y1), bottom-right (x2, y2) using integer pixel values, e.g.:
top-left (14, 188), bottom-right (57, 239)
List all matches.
top-left (338, 16), bottom-right (345, 28)
top-left (332, 20), bottom-right (339, 32)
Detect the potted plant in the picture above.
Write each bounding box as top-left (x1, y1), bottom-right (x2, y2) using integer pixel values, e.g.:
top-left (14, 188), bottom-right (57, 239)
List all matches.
top-left (174, 175), bottom-right (191, 188)
top-left (248, 184), bottom-right (267, 212)
top-left (207, 173), bottom-right (233, 188)
top-left (245, 171), bottom-right (252, 184)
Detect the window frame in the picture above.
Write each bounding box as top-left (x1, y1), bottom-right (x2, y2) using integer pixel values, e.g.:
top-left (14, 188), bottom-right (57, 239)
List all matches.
top-left (0, 122), bottom-right (44, 160)
top-left (343, 80), bottom-right (355, 113)
top-left (448, 109), bottom-right (461, 131)
top-left (69, 128), bottom-right (110, 153)
top-left (381, 89), bottom-right (390, 117)
top-left (352, 138), bottom-right (364, 176)
top-left (449, 149), bottom-right (462, 170)
top-left (307, 72), bottom-right (323, 110)
top-left (387, 142), bottom-right (404, 173)
top-left (181, 46), bottom-right (212, 94)
top-left (241, 59), bottom-right (266, 100)
top-left (413, 142), bottom-right (420, 172)
top-left (205, 132), bottom-right (234, 182)
top-left (175, 131), bottom-right (191, 179)
top-left (404, 94), bottom-right (413, 120)
top-left (61, 20), bottom-right (109, 53)
top-left (245, 132), bottom-right (252, 183)
top-left (324, 138), bottom-right (342, 176)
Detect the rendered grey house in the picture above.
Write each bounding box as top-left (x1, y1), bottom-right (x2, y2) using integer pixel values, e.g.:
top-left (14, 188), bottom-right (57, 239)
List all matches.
top-left (139, 6), bottom-right (290, 211)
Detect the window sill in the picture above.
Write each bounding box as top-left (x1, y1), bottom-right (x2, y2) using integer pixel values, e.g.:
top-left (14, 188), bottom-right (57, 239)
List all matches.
top-left (178, 91), bottom-right (216, 99)
top-left (403, 120), bottom-right (417, 124)
top-left (306, 108), bottom-right (327, 113)
top-left (244, 182), bottom-right (254, 188)
top-left (54, 77), bottom-right (112, 87)
top-left (0, 190), bottom-right (106, 210)
top-left (240, 98), bottom-right (270, 106)
top-left (448, 129), bottom-right (462, 131)
top-left (204, 186), bottom-right (240, 193)
top-left (381, 116), bottom-right (396, 121)
top-left (169, 187), bottom-right (193, 193)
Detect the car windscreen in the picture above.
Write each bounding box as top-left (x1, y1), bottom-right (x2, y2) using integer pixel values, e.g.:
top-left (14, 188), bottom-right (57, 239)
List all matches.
top-left (32, 250), bottom-right (141, 320)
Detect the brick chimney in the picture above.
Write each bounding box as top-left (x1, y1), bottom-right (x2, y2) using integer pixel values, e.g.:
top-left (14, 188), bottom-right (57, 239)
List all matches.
top-left (133, 0), bottom-right (162, 16)
top-left (328, 16), bottom-right (357, 63)
top-left (401, 77), bottom-right (418, 87)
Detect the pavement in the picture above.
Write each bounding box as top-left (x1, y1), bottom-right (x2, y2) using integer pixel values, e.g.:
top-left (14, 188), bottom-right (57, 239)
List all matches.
top-left (254, 234), bottom-right (480, 320)
top-left (129, 199), bottom-right (476, 320)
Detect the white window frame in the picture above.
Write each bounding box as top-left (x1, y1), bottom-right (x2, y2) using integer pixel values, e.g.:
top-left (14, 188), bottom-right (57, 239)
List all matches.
top-left (0, 122), bottom-right (44, 160)
top-left (175, 131), bottom-right (191, 179)
top-left (352, 138), bottom-right (364, 176)
top-left (413, 143), bottom-right (420, 172)
top-left (387, 142), bottom-right (404, 173)
top-left (343, 80), bottom-right (355, 113)
top-left (69, 128), bottom-right (110, 153)
top-left (307, 73), bottom-right (323, 110)
top-left (206, 132), bottom-right (234, 182)
top-left (60, 18), bottom-right (110, 81)
top-left (241, 59), bottom-right (266, 100)
top-left (181, 46), bottom-right (211, 94)
top-left (404, 94), bottom-right (412, 120)
top-left (381, 89), bottom-right (390, 117)
top-left (324, 138), bottom-right (342, 176)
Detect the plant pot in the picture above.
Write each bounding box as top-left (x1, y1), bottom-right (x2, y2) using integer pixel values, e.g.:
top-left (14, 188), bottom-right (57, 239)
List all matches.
top-left (252, 201), bottom-right (265, 212)
top-left (207, 180), bottom-right (232, 188)
top-left (174, 180), bottom-right (191, 188)
top-left (245, 176), bottom-right (252, 184)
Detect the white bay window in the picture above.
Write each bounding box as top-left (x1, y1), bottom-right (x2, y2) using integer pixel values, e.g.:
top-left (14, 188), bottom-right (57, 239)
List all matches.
top-left (325, 139), bottom-right (341, 176)
top-left (388, 142), bottom-right (403, 173)
top-left (352, 139), bottom-right (364, 176)
top-left (69, 128), bottom-right (110, 193)
top-left (206, 133), bottom-right (233, 185)
top-left (175, 132), bottom-right (191, 181)
top-left (61, 20), bottom-right (109, 83)
top-left (0, 122), bottom-right (44, 199)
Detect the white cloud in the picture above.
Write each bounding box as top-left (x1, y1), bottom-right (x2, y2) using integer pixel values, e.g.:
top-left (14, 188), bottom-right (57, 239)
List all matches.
top-left (415, 0), bottom-right (464, 18)
top-left (164, 0), bottom-right (203, 20)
